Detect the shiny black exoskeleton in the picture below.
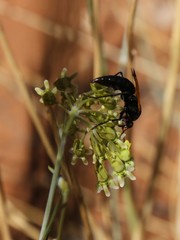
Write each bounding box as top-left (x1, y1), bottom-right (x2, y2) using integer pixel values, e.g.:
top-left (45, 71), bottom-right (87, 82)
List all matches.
top-left (94, 71), bottom-right (135, 97)
top-left (93, 69), bottom-right (141, 132)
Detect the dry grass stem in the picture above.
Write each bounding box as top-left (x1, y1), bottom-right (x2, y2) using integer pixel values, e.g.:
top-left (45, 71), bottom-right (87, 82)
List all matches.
top-left (146, 0), bottom-right (180, 201)
top-left (126, 0), bottom-right (138, 69)
top-left (0, 191), bottom-right (12, 240)
top-left (88, 0), bottom-right (105, 77)
top-left (7, 201), bottom-right (39, 240)
top-left (140, 0), bottom-right (180, 239)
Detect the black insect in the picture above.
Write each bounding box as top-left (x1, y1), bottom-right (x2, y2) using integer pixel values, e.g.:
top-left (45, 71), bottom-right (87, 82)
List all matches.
top-left (93, 69), bottom-right (141, 132)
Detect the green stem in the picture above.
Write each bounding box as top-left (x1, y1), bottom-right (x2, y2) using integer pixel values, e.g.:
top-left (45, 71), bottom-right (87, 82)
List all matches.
top-left (57, 191), bottom-right (69, 240)
top-left (43, 196), bottom-right (62, 238)
top-left (39, 138), bottom-right (66, 240)
top-left (39, 113), bottom-right (75, 240)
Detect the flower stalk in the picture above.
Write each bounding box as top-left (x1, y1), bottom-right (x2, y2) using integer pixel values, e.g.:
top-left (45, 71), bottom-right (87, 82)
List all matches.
top-left (35, 68), bottom-right (137, 238)
top-left (39, 136), bottom-right (66, 240)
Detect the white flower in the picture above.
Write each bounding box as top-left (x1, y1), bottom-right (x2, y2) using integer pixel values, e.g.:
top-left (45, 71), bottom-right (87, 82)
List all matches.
top-left (35, 80), bottom-right (57, 104)
top-left (126, 171), bottom-right (136, 181)
top-left (108, 179), bottom-right (119, 190)
top-left (97, 182), bottom-right (111, 197)
top-left (112, 159), bottom-right (136, 188)
top-left (116, 175), bottom-right (125, 188)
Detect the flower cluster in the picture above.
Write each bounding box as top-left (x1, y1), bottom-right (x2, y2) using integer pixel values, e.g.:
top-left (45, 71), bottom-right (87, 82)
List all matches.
top-left (89, 126), bottom-right (136, 197)
top-left (35, 80), bottom-right (57, 105)
top-left (35, 69), bottom-right (136, 197)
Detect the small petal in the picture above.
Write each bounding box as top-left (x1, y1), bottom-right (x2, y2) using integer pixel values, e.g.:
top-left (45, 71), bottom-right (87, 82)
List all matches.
top-left (126, 172), bottom-right (136, 181)
top-left (125, 160), bottom-right (135, 172)
top-left (40, 98), bottom-right (44, 103)
top-left (108, 179), bottom-right (119, 190)
top-left (126, 165), bottom-right (135, 172)
top-left (71, 155), bottom-right (77, 165)
top-left (44, 80), bottom-right (50, 89)
top-left (52, 87), bottom-right (58, 94)
top-left (103, 185), bottom-right (111, 197)
top-left (61, 68), bottom-right (68, 78)
top-left (35, 87), bottom-right (44, 95)
top-left (117, 175), bottom-right (125, 188)
top-left (97, 185), bottom-right (103, 193)
top-left (97, 182), bottom-right (111, 197)
top-left (81, 157), bottom-right (88, 165)
top-left (120, 132), bottom-right (126, 140)
top-left (92, 154), bottom-right (96, 164)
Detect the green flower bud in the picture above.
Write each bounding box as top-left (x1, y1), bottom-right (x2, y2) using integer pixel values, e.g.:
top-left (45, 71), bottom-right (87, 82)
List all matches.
top-left (119, 149), bottom-right (131, 161)
top-left (71, 139), bottom-right (90, 165)
top-left (98, 127), bottom-right (116, 140)
top-left (35, 80), bottom-right (57, 105)
top-left (97, 164), bottom-right (108, 182)
top-left (57, 177), bottom-right (69, 193)
top-left (99, 97), bottom-right (117, 110)
top-left (54, 70), bottom-right (77, 91)
top-left (42, 91), bottom-right (57, 105)
top-left (110, 159), bottom-right (124, 172)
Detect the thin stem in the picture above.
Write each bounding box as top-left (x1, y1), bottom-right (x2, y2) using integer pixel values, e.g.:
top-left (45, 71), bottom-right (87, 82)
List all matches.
top-left (109, 190), bottom-right (122, 240)
top-left (123, 182), bottom-right (142, 240)
top-left (39, 138), bottom-right (66, 240)
top-left (127, 0), bottom-right (138, 64)
top-left (39, 112), bottom-right (75, 240)
top-left (51, 201), bottom-right (63, 229)
top-left (145, 0), bottom-right (180, 206)
top-left (44, 196), bottom-right (62, 238)
top-left (0, 191), bottom-right (12, 240)
top-left (142, 0), bottom-right (180, 223)
top-left (57, 192), bottom-right (69, 240)
top-left (69, 170), bottom-right (94, 240)
top-left (88, 0), bottom-right (105, 76)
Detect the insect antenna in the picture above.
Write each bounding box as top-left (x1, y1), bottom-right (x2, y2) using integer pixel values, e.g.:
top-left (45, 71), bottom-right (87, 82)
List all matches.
top-left (131, 68), bottom-right (141, 112)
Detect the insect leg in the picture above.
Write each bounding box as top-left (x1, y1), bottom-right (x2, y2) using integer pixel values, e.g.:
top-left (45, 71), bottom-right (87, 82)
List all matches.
top-left (131, 69), bottom-right (141, 112)
top-left (88, 92), bottom-right (121, 99)
top-left (114, 72), bottom-right (124, 77)
top-left (90, 118), bottom-right (119, 131)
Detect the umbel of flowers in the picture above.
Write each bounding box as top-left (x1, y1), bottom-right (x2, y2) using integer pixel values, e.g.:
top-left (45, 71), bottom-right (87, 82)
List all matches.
top-left (35, 68), bottom-right (136, 197)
